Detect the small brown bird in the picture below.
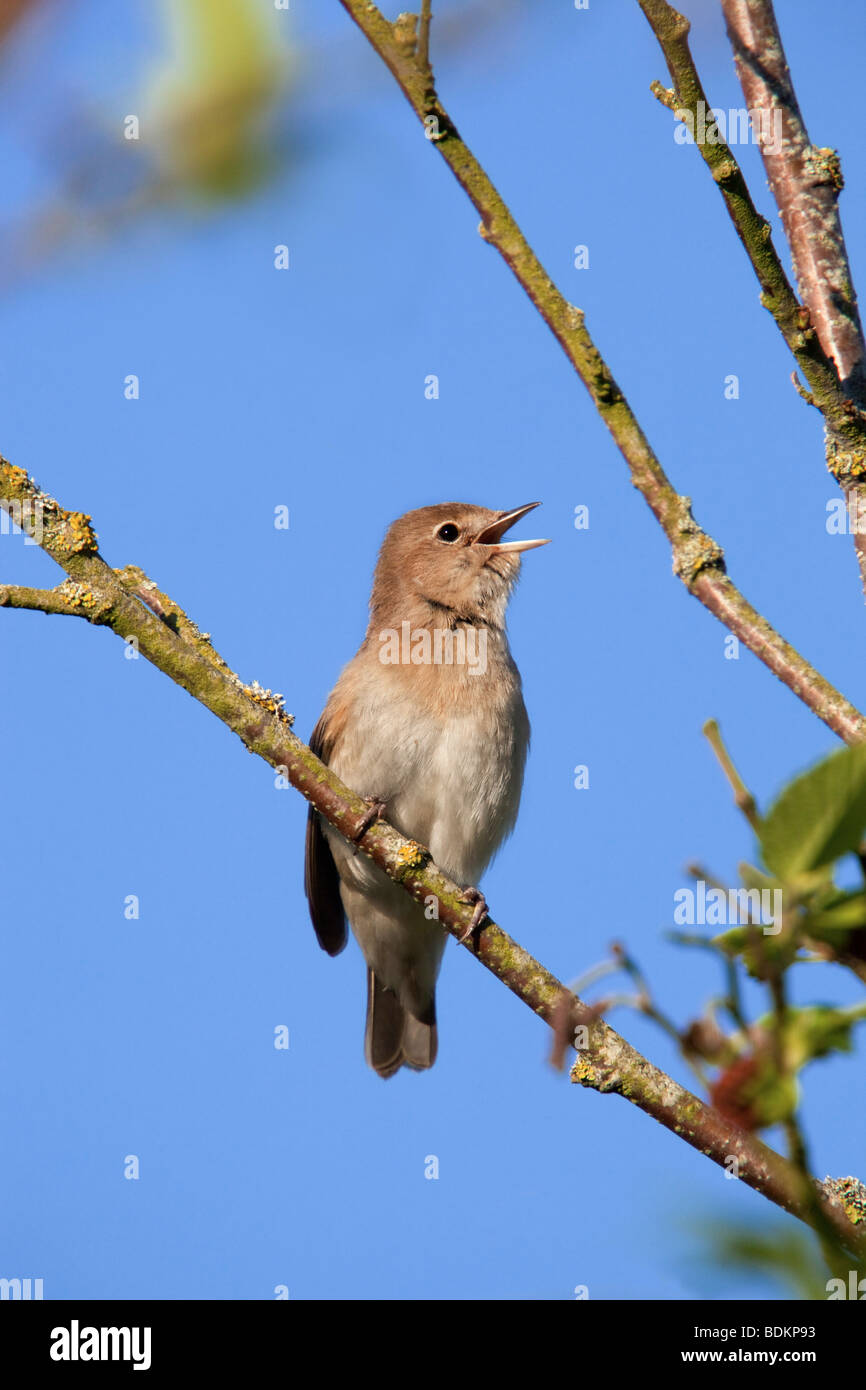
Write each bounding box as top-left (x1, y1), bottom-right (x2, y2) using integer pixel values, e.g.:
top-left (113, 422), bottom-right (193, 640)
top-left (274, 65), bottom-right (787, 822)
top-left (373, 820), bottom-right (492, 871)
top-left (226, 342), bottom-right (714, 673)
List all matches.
top-left (304, 502), bottom-right (549, 1077)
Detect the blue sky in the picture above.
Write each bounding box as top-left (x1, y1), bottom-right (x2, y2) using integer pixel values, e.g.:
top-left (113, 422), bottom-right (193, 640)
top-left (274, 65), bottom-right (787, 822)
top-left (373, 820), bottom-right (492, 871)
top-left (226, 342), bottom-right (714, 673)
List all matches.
top-left (1, 0), bottom-right (865, 1300)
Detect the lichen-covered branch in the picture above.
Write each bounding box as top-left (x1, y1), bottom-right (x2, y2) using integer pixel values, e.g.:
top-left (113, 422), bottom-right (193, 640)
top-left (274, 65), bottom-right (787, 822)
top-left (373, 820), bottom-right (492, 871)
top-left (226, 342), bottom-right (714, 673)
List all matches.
top-left (570, 1023), bottom-right (865, 1260)
top-left (638, 1), bottom-right (866, 467)
top-left (335, 1), bottom-right (866, 746)
top-left (720, 0), bottom-right (865, 393)
top-left (719, 0), bottom-right (866, 595)
top-left (0, 580), bottom-right (112, 620)
top-left (639, 0), bottom-right (866, 600)
top-left (688, 571), bottom-right (865, 743)
top-left (2, 456), bottom-right (865, 1255)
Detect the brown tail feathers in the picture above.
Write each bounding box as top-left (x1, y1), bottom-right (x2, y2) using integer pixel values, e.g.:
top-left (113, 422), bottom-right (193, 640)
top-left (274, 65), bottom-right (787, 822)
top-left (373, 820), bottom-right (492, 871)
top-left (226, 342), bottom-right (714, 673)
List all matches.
top-left (364, 968), bottom-right (437, 1078)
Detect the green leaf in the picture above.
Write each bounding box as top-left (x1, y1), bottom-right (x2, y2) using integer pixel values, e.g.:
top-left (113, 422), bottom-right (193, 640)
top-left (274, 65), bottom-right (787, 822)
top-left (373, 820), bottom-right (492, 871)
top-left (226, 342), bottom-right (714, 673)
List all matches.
top-left (750, 1072), bottom-right (799, 1127)
top-left (737, 862), bottom-right (779, 892)
top-left (804, 889), bottom-right (866, 934)
top-left (757, 1003), bottom-right (866, 1070)
top-left (713, 926), bottom-right (749, 954)
top-left (758, 742), bottom-right (866, 879)
top-left (712, 926), bottom-right (798, 977)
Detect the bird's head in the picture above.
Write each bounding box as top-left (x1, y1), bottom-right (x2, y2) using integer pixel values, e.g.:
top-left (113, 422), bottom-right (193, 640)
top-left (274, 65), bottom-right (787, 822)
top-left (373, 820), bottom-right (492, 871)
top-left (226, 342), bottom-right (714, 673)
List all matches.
top-left (369, 502), bottom-right (549, 629)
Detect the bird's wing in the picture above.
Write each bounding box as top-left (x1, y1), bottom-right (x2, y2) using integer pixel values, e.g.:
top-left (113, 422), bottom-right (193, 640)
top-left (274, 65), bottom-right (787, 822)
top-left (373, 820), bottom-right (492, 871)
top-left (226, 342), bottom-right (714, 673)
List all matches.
top-left (304, 713), bottom-right (348, 956)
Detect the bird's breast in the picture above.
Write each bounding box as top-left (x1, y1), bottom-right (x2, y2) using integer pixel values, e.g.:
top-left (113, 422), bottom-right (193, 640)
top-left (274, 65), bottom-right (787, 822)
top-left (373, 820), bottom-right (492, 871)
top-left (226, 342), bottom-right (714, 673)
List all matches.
top-left (328, 648), bottom-right (530, 886)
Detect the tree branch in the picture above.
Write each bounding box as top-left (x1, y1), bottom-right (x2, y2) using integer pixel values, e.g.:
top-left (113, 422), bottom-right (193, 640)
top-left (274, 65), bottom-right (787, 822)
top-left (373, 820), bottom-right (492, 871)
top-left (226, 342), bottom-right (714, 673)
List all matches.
top-left (4, 6), bottom-right (866, 1261)
top-left (0, 580), bottom-right (113, 620)
top-left (3, 457), bottom-right (866, 1256)
top-left (720, 0), bottom-right (865, 393)
top-left (638, 1), bottom-right (866, 445)
top-left (417, 0), bottom-right (432, 74)
top-left (639, 0), bottom-right (866, 593)
top-left (335, 0), bottom-right (866, 746)
top-left (720, 0), bottom-right (866, 598)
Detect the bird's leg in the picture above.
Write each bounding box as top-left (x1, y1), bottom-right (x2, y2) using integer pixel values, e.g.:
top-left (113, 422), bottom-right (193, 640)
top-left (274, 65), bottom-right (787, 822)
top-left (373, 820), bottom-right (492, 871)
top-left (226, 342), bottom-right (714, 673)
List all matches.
top-left (458, 886), bottom-right (489, 943)
top-left (352, 795), bottom-right (387, 843)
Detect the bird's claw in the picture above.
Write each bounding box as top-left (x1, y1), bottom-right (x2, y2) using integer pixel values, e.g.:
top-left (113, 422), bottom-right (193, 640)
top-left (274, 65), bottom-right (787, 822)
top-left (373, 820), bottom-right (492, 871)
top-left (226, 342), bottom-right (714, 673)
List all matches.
top-left (458, 886), bottom-right (489, 943)
top-left (352, 796), bottom-right (387, 843)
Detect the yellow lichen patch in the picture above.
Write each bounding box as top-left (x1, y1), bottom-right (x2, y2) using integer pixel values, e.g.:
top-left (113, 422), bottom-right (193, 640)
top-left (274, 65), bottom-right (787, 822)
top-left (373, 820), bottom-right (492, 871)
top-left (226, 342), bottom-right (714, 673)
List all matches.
top-left (395, 840), bottom-right (427, 871)
top-left (822, 1176), bottom-right (866, 1225)
top-left (570, 1054), bottom-right (595, 1086)
top-left (241, 680), bottom-right (293, 724)
top-left (57, 580), bottom-right (110, 618)
top-left (809, 146), bottom-right (843, 192)
top-left (826, 436), bottom-right (866, 483)
top-left (671, 496), bottom-right (725, 585)
top-left (68, 512), bottom-right (98, 553)
top-left (0, 462), bottom-right (30, 491)
top-left (50, 509), bottom-right (99, 556)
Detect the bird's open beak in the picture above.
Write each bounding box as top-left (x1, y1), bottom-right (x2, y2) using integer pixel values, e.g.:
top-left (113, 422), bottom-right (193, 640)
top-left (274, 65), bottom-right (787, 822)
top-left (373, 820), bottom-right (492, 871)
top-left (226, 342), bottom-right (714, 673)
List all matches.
top-left (472, 502), bottom-right (551, 553)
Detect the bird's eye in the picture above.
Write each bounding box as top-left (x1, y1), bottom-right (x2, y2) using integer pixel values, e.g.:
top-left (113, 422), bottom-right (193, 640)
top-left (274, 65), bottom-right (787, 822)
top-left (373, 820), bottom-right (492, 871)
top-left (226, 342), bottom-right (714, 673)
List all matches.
top-left (437, 523), bottom-right (460, 542)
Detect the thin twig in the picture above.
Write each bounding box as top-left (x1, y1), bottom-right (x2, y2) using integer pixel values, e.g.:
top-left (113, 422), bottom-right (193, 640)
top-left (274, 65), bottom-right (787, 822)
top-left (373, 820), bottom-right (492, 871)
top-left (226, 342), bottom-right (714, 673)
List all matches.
top-left (766, 960), bottom-right (849, 1274)
top-left (703, 718), bottom-right (761, 831)
top-left (720, 0), bottom-right (866, 392)
top-left (611, 942), bottom-right (712, 1087)
top-left (0, 580), bottom-right (112, 621)
top-left (2, 454), bottom-right (865, 1254)
top-left (639, 0), bottom-right (866, 598)
top-left (637, 0), bottom-right (866, 470)
top-left (722, 0), bottom-right (866, 594)
top-left (417, 0), bottom-right (432, 73)
top-left (334, 2), bottom-right (866, 745)
top-left (720, 0), bottom-right (866, 597)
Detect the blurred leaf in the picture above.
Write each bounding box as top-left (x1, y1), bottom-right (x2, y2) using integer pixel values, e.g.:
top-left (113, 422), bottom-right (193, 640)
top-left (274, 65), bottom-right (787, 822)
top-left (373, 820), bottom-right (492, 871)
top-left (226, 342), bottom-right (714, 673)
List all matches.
top-left (709, 1004), bottom-right (866, 1129)
top-left (805, 888), bottom-right (866, 934)
top-left (758, 743), bottom-right (866, 879)
top-left (710, 1050), bottom-right (798, 1128)
top-left (712, 924), bottom-right (799, 977)
top-left (148, 0), bottom-right (292, 196)
top-left (777, 1003), bottom-right (866, 1070)
top-left (738, 861), bottom-right (779, 892)
top-left (695, 1220), bottom-right (829, 1299)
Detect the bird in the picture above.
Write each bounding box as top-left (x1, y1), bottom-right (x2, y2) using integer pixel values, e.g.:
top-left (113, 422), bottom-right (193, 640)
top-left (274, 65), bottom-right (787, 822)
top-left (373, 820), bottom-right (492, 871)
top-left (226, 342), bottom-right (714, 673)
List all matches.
top-left (304, 501), bottom-right (549, 1077)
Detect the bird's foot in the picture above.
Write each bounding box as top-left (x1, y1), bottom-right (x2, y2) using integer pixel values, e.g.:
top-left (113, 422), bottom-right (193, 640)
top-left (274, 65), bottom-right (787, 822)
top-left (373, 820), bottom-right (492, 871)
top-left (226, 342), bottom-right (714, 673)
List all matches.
top-left (352, 795), bottom-right (387, 843)
top-left (458, 886), bottom-right (489, 943)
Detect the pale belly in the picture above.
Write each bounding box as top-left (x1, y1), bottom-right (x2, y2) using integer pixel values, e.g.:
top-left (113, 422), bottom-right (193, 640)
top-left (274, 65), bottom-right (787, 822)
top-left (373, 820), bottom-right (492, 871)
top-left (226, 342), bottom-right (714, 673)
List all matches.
top-left (318, 652), bottom-right (530, 1013)
top-left (328, 667), bottom-right (530, 888)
